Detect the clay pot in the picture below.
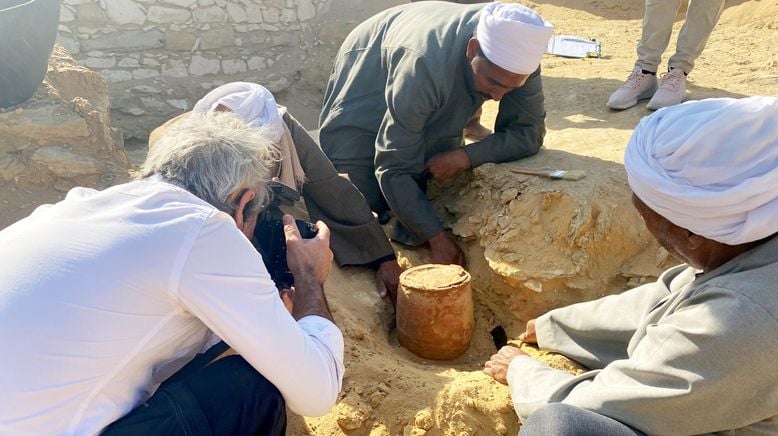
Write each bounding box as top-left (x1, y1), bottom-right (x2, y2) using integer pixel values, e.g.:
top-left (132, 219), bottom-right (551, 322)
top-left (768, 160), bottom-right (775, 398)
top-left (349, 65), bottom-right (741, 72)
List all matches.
top-left (396, 264), bottom-right (474, 360)
top-left (0, 0), bottom-right (61, 109)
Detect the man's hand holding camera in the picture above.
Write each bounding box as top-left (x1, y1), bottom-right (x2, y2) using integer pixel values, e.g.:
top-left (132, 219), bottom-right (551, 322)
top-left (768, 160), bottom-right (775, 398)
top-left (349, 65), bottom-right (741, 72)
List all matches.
top-left (282, 214), bottom-right (335, 322)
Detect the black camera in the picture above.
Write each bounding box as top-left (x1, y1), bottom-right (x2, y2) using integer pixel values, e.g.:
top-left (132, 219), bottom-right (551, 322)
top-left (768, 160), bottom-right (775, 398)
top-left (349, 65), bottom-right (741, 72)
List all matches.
top-left (252, 181), bottom-right (317, 290)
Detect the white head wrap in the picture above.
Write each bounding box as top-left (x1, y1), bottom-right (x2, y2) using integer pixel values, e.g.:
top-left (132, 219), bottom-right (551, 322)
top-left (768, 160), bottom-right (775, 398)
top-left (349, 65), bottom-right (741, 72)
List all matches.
top-left (625, 96), bottom-right (778, 245)
top-left (476, 2), bottom-right (554, 75)
top-left (193, 82), bottom-right (285, 142)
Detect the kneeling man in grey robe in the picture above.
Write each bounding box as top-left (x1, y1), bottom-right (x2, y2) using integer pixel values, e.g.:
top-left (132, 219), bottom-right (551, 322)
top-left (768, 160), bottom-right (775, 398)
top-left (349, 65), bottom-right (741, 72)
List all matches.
top-left (484, 96), bottom-right (778, 435)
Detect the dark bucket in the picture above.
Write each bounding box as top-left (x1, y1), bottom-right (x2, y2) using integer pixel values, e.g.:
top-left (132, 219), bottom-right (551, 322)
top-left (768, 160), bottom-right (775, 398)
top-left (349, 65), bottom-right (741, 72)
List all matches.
top-left (0, 0), bottom-right (61, 109)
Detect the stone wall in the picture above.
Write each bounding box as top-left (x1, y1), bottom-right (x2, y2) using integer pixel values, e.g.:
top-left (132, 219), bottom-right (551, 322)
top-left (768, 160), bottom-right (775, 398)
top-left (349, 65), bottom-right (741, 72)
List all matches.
top-left (0, 45), bottom-right (129, 228)
top-left (57, 0), bottom-right (403, 140)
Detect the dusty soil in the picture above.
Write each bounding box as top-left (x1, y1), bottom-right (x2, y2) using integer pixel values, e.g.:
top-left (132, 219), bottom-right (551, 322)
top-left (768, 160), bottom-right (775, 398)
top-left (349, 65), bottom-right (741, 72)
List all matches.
top-left (0, 0), bottom-right (775, 434)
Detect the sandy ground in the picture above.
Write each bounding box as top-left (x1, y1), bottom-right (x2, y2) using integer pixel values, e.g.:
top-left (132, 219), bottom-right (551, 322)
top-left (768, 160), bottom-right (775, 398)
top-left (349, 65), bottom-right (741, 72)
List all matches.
top-left (0, 0), bottom-right (775, 434)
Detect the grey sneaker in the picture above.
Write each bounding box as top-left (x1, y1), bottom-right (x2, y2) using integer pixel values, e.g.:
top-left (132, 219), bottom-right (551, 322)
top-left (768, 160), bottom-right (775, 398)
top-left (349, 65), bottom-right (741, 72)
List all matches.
top-left (607, 66), bottom-right (658, 110)
top-left (646, 68), bottom-right (687, 110)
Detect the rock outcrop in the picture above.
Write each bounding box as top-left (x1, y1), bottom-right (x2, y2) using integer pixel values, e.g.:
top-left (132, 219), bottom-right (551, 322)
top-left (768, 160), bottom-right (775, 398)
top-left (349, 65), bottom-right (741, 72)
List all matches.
top-left (0, 44), bottom-right (129, 228)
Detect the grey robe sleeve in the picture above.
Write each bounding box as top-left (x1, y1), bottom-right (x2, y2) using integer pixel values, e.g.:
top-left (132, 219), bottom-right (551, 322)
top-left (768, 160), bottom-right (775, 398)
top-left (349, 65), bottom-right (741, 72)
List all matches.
top-left (284, 113), bottom-right (395, 267)
top-left (463, 67), bottom-right (546, 167)
top-left (536, 281), bottom-right (670, 369)
top-left (374, 51), bottom-right (445, 242)
top-left (510, 286), bottom-right (778, 435)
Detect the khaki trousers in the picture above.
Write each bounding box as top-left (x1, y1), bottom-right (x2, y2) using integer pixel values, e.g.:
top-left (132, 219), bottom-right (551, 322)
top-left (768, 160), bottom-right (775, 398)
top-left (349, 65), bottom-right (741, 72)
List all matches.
top-left (635, 0), bottom-right (725, 74)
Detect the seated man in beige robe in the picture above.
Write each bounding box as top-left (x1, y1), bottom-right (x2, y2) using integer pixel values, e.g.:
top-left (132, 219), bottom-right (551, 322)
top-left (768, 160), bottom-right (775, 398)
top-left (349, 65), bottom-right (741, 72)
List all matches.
top-left (484, 96), bottom-right (778, 435)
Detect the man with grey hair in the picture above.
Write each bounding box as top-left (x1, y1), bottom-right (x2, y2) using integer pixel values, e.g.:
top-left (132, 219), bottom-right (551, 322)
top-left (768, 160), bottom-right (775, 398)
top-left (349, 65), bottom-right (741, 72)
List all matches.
top-left (0, 112), bottom-right (344, 435)
top-left (484, 96), bottom-right (778, 435)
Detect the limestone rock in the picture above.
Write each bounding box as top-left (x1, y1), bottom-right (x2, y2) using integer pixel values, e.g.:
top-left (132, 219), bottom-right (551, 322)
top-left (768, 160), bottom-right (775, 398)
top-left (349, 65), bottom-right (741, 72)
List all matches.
top-left (336, 393), bottom-right (371, 431)
top-left (0, 154), bottom-right (25, 182)
top-left (222, 59), bottom-right (247, 75)
top-left (147, 5), bottom-right (191, 24)
top-left (100, 69), bottom-right (133, 83)
top-left (132, 69), bottom-right (160, 80)
top-left (76, 3), bottom-right (105, 24)
top-left (0, 44), bottom-right (128, 200)
top-left (60, 4), bottom-right (76, 22)
top-left (414, 409), bottom-right (433, 430)
top-left (160, 0), bottom-right (197, 7)
top-left (247, 56), bottom-right (265, 70)
top-left (1, 105), bottom-right (89, 145)
top-left (188, 55), bottom-right (220, 76)
top-left (297, 0), bottom-right (316, 21)
top-left (199, 27), bottom-right (235, 50)
top-left (31, 146), bottom-right (101, 178)
top-left (262, 7), bottom-right (280, 23)
top-left (118, 57), bottom-right (141, 68)
top-left (81, 29), bottom-right (164, 51)
top-left (193, 6), bottom-right (225, 23)
top-left (56, 34), bottom-right (80, 54)
top-left (226, 3), bottom-right (247, 22)
top-left (82, 57), bottom-right (116, 69)
top-left (164, 30), bottom-right (196, 51)
top-left (162, 59), bottom-right (189, 78)
top-left (244, 4), bottom-right (263, 23)
top-left (103, 0), bottom-right (146, 26)
top-left (46, 45), bottom-right (111, 113)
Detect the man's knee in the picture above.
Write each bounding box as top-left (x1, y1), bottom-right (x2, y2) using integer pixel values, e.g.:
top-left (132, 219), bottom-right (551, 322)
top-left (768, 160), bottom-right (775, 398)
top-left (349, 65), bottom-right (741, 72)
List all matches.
top-left (209, 355), bottom-right (284, 407)
top-left (520, 403), bottom-right (580, 436)
top-left (333, 164), bottom-right (387, 213)
top-left (191, 355), bottom-right (286, 435)
top-left (520, 403), bottom-right (642, 436)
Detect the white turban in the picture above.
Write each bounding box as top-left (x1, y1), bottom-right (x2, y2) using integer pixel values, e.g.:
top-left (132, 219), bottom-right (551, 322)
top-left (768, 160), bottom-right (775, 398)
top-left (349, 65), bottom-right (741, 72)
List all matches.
top-left (625, 96), bottom-right (778, 245)
top-left (476, 2), bottom-right (554, 75)
top-left (193, 82), bottom-right (286, 142)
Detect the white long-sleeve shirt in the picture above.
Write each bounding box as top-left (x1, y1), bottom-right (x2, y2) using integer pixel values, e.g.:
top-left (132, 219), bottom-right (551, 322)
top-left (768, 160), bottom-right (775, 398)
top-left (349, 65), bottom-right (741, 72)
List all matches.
top-left (0, 180), bottom-right (344, 435)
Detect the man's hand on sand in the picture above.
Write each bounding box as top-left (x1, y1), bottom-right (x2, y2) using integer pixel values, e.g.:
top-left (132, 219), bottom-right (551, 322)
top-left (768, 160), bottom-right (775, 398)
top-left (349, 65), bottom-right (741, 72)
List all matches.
top-left (484, 346), bottom-right (527, 385)
top-left (518, 319), bottom-right (537, 344)
top-left (429, 231), bottom-right (466, 267)
top-left (425, 148), bottom-right (471, 183)
top-left (376, 260), bottom-right (403, 306)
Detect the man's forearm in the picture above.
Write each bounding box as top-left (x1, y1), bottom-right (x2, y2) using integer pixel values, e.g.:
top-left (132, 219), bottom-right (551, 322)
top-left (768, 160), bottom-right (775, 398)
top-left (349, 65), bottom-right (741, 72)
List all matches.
top-left (463, 69), bottom-right (546, 167)
top-left (292, 275), bottom-right (334, 323)
top-left (379, 172), bottom-right (444, 243)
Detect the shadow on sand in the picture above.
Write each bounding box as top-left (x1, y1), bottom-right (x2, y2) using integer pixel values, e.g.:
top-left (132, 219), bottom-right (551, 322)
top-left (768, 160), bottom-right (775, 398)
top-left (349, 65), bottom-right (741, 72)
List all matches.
top-left (541, 74), bottom-right (749, 132)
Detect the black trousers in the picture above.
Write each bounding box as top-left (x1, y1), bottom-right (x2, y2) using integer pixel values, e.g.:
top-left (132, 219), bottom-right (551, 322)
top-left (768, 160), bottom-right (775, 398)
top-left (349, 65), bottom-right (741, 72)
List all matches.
top-left (102, 343), bottom-right (286, 436)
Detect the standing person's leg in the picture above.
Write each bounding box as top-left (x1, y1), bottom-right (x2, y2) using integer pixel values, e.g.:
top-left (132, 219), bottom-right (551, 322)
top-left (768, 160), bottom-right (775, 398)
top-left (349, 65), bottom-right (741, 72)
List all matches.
top-left (636, 0), bottom-right (683, 73)
top-left (647, 0), bottom-right (724, 109)
top-left (519, 403), bottom-right (644, 436)
top-left (667, 0), bottom-right (726, 74)
top-left (102, 344), bottom-right (286, 436)
top-left (607, 0), bottom-right (681, 109)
